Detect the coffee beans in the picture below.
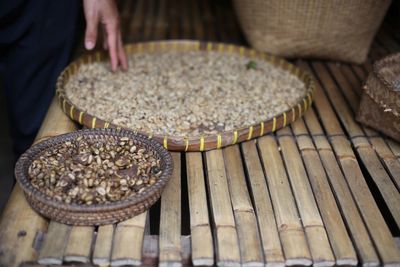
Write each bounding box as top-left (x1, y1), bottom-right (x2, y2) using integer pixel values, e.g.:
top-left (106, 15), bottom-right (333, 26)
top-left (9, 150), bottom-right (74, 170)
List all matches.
top-left (28, 136), bottom-right (162, 205)
top-left (66, 51), bottom-right (306, 138)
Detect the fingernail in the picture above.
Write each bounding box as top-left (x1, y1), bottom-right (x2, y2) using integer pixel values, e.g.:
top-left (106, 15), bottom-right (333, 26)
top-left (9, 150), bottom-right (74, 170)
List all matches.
top-left (85, 41), bottom-right (95, 50)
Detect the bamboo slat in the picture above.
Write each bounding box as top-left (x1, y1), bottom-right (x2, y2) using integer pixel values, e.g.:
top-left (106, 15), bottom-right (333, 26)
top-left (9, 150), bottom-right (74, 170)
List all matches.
top-left (291, 118), bottom-right (358, 266)
top-left (257, 135), bottom-right (312, 266)
top-left (153, 0), bottom-right (167, 40)
top-left (63, 226), bottom-right (94, 263)
top-left (303, 105), bottom-right (380, 267)
top-left (300, 61), bottom-right (400, 266)
top-left (328, 61), bottom-right (400, 191)
top-left (186, 152), bottom-right (214, 266)
top-left (0, 97), bottom-right (78, 267)
top-left (126, 0), bottom-right (146, 42)
top-left (277, 128), bottom-right (335, 267)
top-left (205, 149), bottom-right (241, 267)
top-left (93, 225), bottom-right (114, 265)
top-left (110, 212), bottom-right (147, 266)
top-left (241, 141), bottom-right (285, 267)
top-left (223, 145), bottom-right (264, 267)
top-left (159, 153), bottom-right (182, 267)
top-left (37, 222), bottom-right (70, 265)
top-left (312, 62), bottom-right (400, 229)
top-left (386, 139), bottom-right (400, 161)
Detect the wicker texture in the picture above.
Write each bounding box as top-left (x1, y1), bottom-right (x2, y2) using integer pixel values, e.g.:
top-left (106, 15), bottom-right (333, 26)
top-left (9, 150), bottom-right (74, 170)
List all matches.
top-left (56, 40), bottom-right (315, 152)
top-left (357, 53), bottom-right (400, 141)
top-left (233, 0), bottom-right (391, 64)
top-left (15, 128), bottom-right (174, 226)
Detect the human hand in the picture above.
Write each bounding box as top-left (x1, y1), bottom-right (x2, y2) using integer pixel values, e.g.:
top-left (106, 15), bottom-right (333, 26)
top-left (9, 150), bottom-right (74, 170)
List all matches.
top-left (83, 0), bottom-right (128, 71)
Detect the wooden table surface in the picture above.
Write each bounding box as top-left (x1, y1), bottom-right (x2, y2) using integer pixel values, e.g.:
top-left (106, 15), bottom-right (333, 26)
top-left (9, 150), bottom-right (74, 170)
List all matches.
top-left (1, 1), bottom-right (399, 266)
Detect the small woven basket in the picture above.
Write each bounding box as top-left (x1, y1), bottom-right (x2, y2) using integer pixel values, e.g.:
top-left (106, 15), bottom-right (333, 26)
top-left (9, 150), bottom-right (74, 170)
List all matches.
top-left (15, 128), bottom-right (174, 226)
top-left (233, 0), bottom-right (391, 64)
top-left (357, 53), bottom-right (400, 141)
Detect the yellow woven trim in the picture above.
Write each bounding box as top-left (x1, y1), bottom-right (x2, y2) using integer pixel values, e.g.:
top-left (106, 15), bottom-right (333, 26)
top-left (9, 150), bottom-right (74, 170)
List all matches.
top-left (207, 43), bottom-right (212, 51)
top-left (287, 64), bottom-right (293, 72)
top-left (283, 112), bottom-right (287, 127)
top-left (292, 107), bottom-right (295, 122)
top-left (217, 135), bottom-right (222, 149)
top-left (307, 93), bottom-right (312, 106)
top-left (78, 111), bottom-right (84, 124)
top-left (91, 117), bottom-right (96, 129)
top-left (260, 122), bottom-right (264, 137)
top-left (249, 50), bottom-right (256, 57)
top-left (218, 43), bottom-right (224, 52)
top-left (200, 136), bottom-right (205, 151)
top-left (184, 138), bottom-right (189, 152)
top-left (247, 126), bottom-right (253, 140)
top-left (232, 131), bottom-right (238, 145)
top-left (149, 42), bottom-right (155, 52)
top-left (126, 45), bottom-right (131, 54)
top-left (69, 105), bottom-right (74, 119)
top-left (62, 99), bottom-right (67, 113)
top-left (303, 98), bottom-right (308, 111)
top-left (104, 122), bottom-right (109, 129)
top-left (239, 47), bottom-right (245, 55)
top-left (272, 117), bottom-right (277, 132)
top-left (295, 67), bottom-right (300, 76)
top-left (227, 45), bottom-right (234, 53)
top-left (163, 136), bottom-right (168, 149)
top-left (160, 42), bottom-right (167, 50)
top-left (297, 103), bottom-right (302, 117)
top-left (96, 52), bottom-right (100, 62)
top-left (137, 43), bottom-right (143, 53)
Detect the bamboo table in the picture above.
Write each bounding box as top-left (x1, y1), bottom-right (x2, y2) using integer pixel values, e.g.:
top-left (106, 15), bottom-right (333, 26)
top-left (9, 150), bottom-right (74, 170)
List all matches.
top-left (1, 1), bottom-right (400, 266)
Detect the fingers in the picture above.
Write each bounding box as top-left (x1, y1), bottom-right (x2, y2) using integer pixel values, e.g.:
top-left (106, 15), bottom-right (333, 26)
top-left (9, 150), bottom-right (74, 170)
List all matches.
top-left (105, 22), bottom-right (118, 71)
top-left (83, 1), bottom-right (98, 50)
top-left (84, 0), bottom-right (127, 71)
top-left (117, 32), bottom-right (128, 70)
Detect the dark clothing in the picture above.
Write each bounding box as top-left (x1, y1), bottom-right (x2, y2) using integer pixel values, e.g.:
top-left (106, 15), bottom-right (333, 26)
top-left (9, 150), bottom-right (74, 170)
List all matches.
top-left (0, 0), bottom-right (81, 159)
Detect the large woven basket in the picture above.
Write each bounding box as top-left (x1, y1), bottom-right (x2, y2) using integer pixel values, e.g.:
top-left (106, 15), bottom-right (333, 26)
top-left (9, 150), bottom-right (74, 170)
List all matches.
top-left (357, 53), bottom-right (400, 141)
top-left (15, 128), bottom-right (174, 226)
top-left (233, 0), bottom-right (391, 64)
top-left (56, 40), bottom-right (315, 152)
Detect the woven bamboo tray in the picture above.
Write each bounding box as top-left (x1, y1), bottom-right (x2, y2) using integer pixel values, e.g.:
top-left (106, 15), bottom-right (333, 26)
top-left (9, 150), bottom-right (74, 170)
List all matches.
top-left (56, 40), bottom-right (315, 151)
top-left (14, 128), bottom-right (174, 226)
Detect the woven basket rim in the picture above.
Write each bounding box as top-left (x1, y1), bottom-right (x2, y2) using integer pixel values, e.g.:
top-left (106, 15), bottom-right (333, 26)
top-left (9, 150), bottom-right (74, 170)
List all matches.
top-left (14, 128), bottom-right (174, 213)
top-left (373, 52), bottom-right (400, 91)
top-left (56, 40), bottom-right (316, 151)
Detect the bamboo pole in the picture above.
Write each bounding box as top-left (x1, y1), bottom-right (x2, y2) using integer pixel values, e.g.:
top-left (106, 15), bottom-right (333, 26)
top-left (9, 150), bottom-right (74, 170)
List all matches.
top-left (328, 62), bottom-right (400, 190)
top-left (0, 97), bottom-right (78, 267)
top-left (186, 152), bottom-right (214, 266)
top-left (241, 141), bottom-right (285, 267)
top-left (205, 149), bottom-right (241, 267)
top-left (223, 145), bottom-right (264, 267)
top-left (110, 212), bottom-right (147, 266)
top-left (291, 118), bottom-right (358, 266)
top-left (299, 61), bottom-right (400, 266)
top-left (37, 222), bottom-right (71, 265)
top-left (277, 128), bottom-right (335, 267)
top-left (303, 102), bottom-right (380, 267)
top-left (159, 153), bottom-right (182, 267)
top-left (312, 62), bottom-right (400, 229)
top-left (93, 224), bottom-right (114, 265)
top-left (63, 226), bottom-right (94, 263)
top-left (257, 135), bottom-right (312, 266)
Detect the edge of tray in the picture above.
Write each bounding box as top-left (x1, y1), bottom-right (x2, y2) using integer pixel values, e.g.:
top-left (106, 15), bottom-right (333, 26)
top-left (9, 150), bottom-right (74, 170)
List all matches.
top-left (56, 40), bottom-right (316, 151)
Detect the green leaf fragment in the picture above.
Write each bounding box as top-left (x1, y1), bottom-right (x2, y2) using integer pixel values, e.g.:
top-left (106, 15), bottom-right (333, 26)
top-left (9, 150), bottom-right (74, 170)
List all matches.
top-left (246, 60), bottom-right (257, 70)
